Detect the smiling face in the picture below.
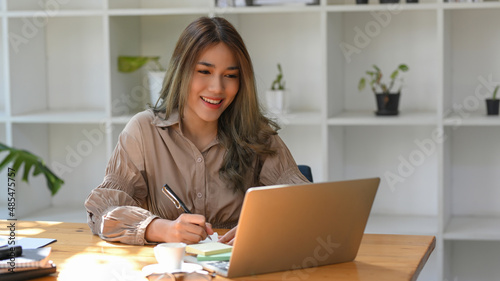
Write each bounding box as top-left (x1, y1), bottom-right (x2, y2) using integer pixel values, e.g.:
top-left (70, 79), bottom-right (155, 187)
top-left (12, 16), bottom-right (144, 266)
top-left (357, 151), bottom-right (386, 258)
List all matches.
top-left (183, 43), bottom-right (240, 128)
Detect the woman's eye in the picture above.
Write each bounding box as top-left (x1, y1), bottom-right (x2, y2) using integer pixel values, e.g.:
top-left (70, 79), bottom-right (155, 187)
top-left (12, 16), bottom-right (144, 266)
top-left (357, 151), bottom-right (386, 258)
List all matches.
top-left (226, 74), bottom-right (239, 79)
top-left (198, 70), bottom-right (210, 74)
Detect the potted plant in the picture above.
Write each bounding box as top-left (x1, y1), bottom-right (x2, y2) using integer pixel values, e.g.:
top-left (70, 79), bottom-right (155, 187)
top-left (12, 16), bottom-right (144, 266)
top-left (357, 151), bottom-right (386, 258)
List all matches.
top-left (118, 56), bottom-right (166, 106)
top-left (266, 63), bottom-right (288, 114)
top-left (486, 85), bottom-right (500, 116)
top-left (0, 143), bottom-right (64, 196)
top-left (358, 64), bottom-right (409, 116)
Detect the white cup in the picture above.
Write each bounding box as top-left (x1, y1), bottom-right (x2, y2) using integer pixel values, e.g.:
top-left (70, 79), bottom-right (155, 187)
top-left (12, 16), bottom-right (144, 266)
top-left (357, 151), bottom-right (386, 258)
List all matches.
top-left (153, 242), bottom-right (186, 271)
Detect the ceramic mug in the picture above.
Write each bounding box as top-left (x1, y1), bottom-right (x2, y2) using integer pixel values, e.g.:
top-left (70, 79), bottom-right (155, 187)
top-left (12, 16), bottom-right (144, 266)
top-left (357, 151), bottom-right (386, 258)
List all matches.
top-left (153, 242), bottom-right (186, 271)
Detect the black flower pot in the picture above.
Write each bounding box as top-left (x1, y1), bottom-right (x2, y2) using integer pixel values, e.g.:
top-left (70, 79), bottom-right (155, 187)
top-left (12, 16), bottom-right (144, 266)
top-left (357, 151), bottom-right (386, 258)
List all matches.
top-left (379, 0), bottom-right (399, 3)
top-left (486, 99), bottom-right (499, 115)
top-left (375, 93), bottom-right (400, 116)
top-left (356, 0), bottom-right (369, 4)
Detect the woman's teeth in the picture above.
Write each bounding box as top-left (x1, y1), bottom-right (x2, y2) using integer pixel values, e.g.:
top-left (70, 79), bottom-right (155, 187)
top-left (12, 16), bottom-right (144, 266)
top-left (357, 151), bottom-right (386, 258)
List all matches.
top-left (201, 97), bottom-right (222, 105)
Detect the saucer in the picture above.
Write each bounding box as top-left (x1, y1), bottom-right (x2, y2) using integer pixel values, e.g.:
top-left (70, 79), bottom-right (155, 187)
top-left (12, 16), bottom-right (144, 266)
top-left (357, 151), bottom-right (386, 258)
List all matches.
top-left (142, 262), bottom-right (203, 276)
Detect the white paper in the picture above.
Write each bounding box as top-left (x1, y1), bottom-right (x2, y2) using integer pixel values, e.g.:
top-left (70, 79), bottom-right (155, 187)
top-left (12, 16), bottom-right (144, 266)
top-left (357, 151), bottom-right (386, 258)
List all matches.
top-left (200, 232), bottom-right (218, 244)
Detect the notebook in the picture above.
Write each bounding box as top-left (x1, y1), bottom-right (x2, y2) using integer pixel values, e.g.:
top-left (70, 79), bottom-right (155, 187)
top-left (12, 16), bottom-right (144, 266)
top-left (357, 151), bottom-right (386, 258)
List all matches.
top-left (185, 178), bottom-right (380, 278)
top-left (0, 247), bottom-right (52, 269)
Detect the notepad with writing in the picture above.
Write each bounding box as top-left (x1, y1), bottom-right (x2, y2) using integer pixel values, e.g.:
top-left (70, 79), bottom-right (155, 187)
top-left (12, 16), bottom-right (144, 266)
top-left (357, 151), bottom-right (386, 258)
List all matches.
top-left (186, 242), bottom-right (232, 256)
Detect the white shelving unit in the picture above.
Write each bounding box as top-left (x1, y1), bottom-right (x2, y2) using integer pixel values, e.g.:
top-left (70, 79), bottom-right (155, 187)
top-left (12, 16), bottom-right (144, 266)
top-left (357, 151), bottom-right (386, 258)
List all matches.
top-left (1, 0), bottom-right (500, 280)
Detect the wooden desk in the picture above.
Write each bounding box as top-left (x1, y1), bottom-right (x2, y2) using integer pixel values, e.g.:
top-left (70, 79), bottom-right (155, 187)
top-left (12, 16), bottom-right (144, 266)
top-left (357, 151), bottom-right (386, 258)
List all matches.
top-left (1, 221), bottom-right (435, 281)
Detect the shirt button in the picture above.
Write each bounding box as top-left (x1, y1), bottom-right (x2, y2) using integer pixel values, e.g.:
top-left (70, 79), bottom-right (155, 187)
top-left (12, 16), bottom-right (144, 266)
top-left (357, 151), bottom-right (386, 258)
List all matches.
top-left (197, 193), bottom-right (203, 198)
top-left (196, 157), bottom-right (203, 163)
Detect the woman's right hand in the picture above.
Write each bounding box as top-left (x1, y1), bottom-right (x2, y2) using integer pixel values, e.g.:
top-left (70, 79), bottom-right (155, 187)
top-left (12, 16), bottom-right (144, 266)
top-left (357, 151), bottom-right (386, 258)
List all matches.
top-left (145, 214), bottom-right (213, 244)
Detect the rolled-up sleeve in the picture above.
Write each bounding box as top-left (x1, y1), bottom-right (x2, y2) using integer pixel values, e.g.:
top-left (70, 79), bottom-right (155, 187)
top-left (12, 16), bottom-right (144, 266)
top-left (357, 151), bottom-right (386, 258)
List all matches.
top-left (85, 117), bottom-right (157, 245)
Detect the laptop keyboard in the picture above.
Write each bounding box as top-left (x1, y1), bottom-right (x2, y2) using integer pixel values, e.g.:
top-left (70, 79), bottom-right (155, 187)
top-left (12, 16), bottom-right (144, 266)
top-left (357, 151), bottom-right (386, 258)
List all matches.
top-left (206, 261), bottom-right (230, 271)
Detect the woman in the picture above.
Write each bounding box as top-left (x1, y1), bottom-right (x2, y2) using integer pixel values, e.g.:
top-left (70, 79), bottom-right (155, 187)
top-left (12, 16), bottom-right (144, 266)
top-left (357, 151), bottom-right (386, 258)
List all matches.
top-left (85, 16), bottom-right (309, 246)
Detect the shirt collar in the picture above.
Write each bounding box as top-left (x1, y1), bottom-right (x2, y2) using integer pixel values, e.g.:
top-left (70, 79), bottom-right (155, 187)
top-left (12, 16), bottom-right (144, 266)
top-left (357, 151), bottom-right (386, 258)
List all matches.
top-left (150, 108), bottom-right (220, 149)
top-left (151, 109), bottom-right (180, 128)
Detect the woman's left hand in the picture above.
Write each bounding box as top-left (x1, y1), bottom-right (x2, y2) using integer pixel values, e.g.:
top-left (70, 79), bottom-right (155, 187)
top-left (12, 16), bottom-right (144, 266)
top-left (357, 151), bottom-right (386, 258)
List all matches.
top-left (218, 225), bottom-right (237, 245)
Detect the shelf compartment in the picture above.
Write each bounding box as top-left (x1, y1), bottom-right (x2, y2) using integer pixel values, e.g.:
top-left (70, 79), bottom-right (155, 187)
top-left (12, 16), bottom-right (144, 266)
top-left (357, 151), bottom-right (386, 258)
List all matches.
top-left (12, 123), bottom-right (107, 217)
top-left (365, 214), bottom-right (438, 235)
top-left (0, 123), bottom-right (5, 142)
top-left (109, 14), bottom-right (203, 117)
top-left (108, 0), bottom-right (211, 10)
top-left (11, 123), bottom-right (52, 218)
top-left (110, 123), bottom-right (126, 151)
top-left (8, 16), bottom-right (107, 115)
top-left (278, 124), bottom-right (323, 182)
top-left (445, 127), bottom-right (500, 218)
top-left (328, 110), bottom-right (437, 125)
top-left (444, 216), bottom-right (500, 240)
top-left (111, 114), bottom-right (135, 124)
top-left (6, 0), bottom-right (103, 11)
top-left (329, 125), bottom-right (439, 216)
top-left (445, 240), bottom-right (500, 281)
top-left (327, 10), bottom-right (439, 116)
top-left (232, 12), bottom-right (323, 114)
top-left (443, 9), bottom-right (500, 117)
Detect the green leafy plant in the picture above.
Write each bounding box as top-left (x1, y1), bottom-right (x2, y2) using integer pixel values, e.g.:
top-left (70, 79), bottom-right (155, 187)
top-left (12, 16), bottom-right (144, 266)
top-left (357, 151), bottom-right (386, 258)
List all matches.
top-left (118, 56), bottom-right (165, 73)
top-left (0, 143), bottom-right (64, 196)
top-left (358, 64), bottom-right (409, 94)
top-left (271, 63), bottom-right (286, 91)
top-left (492, 85), bottom-right (499, 100)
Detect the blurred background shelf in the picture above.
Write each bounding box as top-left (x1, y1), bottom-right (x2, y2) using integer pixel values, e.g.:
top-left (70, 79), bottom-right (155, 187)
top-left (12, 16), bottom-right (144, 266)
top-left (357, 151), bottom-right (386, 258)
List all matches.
top-left (1, 1), bottom-right (500, 280)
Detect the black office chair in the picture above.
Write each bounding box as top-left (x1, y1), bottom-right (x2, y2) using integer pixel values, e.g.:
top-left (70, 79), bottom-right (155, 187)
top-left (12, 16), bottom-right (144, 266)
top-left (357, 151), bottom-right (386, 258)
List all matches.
top-left (298, 165), bottom-right (313, 182)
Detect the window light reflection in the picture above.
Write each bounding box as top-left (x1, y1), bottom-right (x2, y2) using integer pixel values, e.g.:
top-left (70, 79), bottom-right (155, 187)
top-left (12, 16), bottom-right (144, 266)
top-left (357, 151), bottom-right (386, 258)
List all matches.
top-left (57, 252), bottom-right (148, 281)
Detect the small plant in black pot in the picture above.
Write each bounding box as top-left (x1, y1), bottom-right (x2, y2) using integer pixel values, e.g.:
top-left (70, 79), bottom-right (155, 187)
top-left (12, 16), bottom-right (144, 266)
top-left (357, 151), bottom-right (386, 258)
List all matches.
top-left (486, 85), bottom-right (500, 116)
top-left (358, 64), bottom-right (409, 116)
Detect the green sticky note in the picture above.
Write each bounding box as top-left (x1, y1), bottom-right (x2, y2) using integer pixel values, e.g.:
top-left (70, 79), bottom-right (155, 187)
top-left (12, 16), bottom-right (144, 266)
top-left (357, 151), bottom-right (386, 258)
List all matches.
top-left (197, 251), bottom-right (232, 261)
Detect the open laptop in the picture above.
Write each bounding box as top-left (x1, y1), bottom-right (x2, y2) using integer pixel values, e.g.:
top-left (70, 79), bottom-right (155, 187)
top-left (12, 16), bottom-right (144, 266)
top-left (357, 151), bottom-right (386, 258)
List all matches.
top-left (186, 177), bottom-right (380, 278)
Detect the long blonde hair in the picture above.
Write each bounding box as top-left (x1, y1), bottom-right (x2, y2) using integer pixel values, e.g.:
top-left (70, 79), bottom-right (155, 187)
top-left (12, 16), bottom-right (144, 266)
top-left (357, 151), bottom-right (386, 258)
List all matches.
top-left (154, 16), bottom-right (279, 193)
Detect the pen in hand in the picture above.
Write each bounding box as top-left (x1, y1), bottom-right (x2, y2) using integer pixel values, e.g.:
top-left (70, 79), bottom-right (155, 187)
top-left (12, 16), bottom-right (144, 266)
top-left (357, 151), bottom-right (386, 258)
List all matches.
top-left (162, 184), bottom-right (212, 241)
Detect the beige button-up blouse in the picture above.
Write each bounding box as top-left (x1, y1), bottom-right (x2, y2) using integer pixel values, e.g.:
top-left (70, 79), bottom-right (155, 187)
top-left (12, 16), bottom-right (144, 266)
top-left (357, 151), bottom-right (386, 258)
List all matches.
top-left (84, 109), bottom-right (309, 245)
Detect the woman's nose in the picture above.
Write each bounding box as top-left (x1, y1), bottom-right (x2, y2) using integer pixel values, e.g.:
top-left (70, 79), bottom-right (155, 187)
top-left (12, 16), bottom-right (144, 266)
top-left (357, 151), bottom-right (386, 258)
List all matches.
top-left (208, 75), bottom-right (224, 93)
